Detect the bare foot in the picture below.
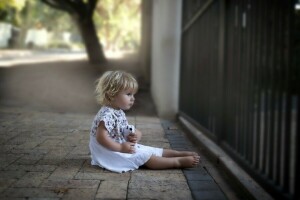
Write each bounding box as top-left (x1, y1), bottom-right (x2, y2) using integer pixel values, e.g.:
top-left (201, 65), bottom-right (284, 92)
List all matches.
top-left (162, 149), bottom-right (200, 158)
top-left (180, 151), bottom-right (199, 157)
top-left (176, 155), bottom-right (200, 168)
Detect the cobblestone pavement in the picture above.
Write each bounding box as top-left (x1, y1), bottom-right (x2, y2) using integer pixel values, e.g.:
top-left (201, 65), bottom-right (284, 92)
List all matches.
top-left (0, 51), bottom-right (245, 199)
top-left (0, 105), bottom-right (243, 200)
top-left (0, 106), bottom-right (196, 200)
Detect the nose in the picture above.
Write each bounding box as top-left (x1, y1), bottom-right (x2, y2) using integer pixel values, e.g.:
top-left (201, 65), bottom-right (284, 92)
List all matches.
top-left (131, 95), bottom-right (135, 101)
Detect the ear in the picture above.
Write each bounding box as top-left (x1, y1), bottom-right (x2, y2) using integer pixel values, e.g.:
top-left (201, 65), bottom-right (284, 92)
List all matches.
top-left (105, 93), bottom-right (114, 102)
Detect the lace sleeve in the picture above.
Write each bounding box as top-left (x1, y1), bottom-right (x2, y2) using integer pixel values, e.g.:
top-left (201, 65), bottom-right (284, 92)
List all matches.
top-left (95, 112), bottom-right (115, 133)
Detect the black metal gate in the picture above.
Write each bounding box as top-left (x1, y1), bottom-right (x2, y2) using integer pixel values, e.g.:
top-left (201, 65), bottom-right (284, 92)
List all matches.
top-left (179, 0), bottom-right (299, 199)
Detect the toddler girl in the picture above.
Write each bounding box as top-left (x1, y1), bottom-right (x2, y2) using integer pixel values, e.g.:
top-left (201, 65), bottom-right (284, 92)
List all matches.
top-left (89, 70), bottom-right (200, 173)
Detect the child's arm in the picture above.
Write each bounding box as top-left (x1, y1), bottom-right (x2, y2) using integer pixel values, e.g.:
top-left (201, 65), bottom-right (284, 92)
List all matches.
top-left (96, 121), bottom-right (135, 153)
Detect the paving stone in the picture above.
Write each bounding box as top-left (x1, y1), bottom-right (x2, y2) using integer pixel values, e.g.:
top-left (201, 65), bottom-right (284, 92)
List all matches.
top-left (129, 179), bottom-right (190, 191)
top-left (128, 187), bottom-right (193, 200)
top-left (0, 145), bottom-right (15, 153)
top-left (79, 160), bottom-right (104, 173)
top-left (192, 190), bottom-right (228, 200)
top-left (0, 153), bottom-right (23, 169)
top-left (75, 171), bottom-right (130, 181)
top-left (187, 180), bottom-right (220, 191)
top-left (131, 171), bottom-right (186, 182)
top-left (6, 164), bottom-right (57, 172)
top-left (1, 188), bottom-right (63, 199)
top-left (13, 172), bottom-right (51, 188)
top-left (41, 179), bottom-right (100, 189)
top-left (184, 171), bottom-right (213, 181)
top-left (0, 178), bottom-right (17, 192)
top-left (95, 180), bottom-right (128, 199)
top-left (65, 145), bottom-right (90, 159)
top-left (37, 139), bottom-right (62, 149)
top-left (37, 158), bottom-right (64, 165)
top-left (48, 159), bottom-right (84, 180)
top-left (61, 188), bottom-right (97, 200)
top-left (14, 153), bottom-right (44, 165)
top-left (0, 170), bottom-right (26, 179)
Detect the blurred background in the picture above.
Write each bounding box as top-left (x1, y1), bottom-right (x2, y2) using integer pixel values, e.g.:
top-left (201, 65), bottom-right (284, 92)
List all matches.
top-left (0, 0), bottom-right (141, 58)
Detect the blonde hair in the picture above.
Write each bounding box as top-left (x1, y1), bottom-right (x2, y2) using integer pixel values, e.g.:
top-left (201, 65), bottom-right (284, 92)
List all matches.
top-left (95, 71), bottom-right (138, 105)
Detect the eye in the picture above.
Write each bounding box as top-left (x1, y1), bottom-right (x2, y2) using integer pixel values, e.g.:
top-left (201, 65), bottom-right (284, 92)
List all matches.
top-left (127, 93), bottom-right (132, 96)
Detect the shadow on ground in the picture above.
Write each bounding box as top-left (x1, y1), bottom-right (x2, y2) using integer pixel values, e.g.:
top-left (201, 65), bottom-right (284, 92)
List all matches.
top-left (0, 54), bottom-right (156, 116)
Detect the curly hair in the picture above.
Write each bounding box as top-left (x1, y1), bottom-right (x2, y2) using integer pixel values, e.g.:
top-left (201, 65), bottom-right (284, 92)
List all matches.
top-left (95, 71), bottom-right (138, 105)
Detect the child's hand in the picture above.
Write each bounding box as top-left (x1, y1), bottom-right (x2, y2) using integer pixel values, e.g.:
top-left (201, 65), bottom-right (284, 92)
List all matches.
top-left (127, 133), bottom-right (137, 143)
top-left (121, 142), bottom-right (135, 154)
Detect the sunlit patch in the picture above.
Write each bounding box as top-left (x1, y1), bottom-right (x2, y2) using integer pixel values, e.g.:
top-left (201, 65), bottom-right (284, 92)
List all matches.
top-left (0, 50), bottom-right (129, 67)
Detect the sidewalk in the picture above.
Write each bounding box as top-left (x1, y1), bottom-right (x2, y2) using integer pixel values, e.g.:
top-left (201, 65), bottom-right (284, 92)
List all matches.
top-left (0, 105), bottom-right (240, 200)
top-left (0, 51), bottom-right (250, 199)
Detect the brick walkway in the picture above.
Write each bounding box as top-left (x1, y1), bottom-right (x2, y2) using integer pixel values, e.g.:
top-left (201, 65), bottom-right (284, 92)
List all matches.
top-left (0, 105), bottom-right (237, 200)
top-left (0, 51), bottom-right (241, 199)
top-left (0, 106), bottom-right (191, 199)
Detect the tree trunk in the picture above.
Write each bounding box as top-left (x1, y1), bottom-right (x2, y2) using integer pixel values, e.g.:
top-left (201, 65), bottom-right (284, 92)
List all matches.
top-left (140, 0), bottom-right (152, 85)
top-left (76, 16), bottom-right (106, 64)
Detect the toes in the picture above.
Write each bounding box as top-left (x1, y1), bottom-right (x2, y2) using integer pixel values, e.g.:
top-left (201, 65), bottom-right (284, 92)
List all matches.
top-left (192, 152), bottom-right (199, 157)
top-left (193, 155), bottom-right (200, 166)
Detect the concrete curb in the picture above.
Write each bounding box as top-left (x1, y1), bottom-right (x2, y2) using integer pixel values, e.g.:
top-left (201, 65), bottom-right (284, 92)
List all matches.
top-left (179, 116), bottom-right (274, 200)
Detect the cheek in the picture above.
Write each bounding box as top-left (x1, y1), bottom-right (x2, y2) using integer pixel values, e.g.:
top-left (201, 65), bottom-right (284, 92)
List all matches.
top-left (120, 96), bottom-right (129, 103)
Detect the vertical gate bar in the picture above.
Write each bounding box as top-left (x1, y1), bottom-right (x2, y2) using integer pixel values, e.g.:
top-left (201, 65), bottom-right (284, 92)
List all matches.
top-left (240, 0), bottom-right (246, 158)
top-left (211, 4), bottom-right (217, 133)
top-left (179, 33), bottom-right (185, 112)
top-left (236, 0), bottom-right (242, 154)
top-left (198, 16), bottom-right (204, 124)
top-left (204, 10), bottom-right (209, 126)
top-left (293, 0), bottom-right (299, 198)
top-left (264, 0), bottom-right (272, 177)
top-left (275, 0), bottom-right (284, 186)
top-left (224, 1), bottom-right (230, 145)
top-left (294, 98), bottom-right (299, 199)
top-left (217, 0), bottom-right (225, 142)
top-left (254, 0), bottom-right (263, 169)
top-left (243, 0), bottom-right (249, 159)
top-left (230, 0), bottom-right (237, 150)
top-left (251, 0), bottom-right (258, 167)
top-left (271, 0), bottom-right (279, 182)
top-left (260, 0), bottom-right (268, 174)
top-left (242, 0), bottom-right (247, 160)
top-left (230, 1), bottom-right (235, 147)
top-left (196, 16), bottom-right (203, 124)
top-left (243, 0), bottom-right (251, 161)
top-left (213, 3), bottom-right (219, 135)
top-left (191, 21), bottom-right (196, 120)
top-left (244, 0), bottom-right (252, 163)
top-left (190, 28), bottom-right (195, 115)
top-left (282, 0), bottom-right (292, 192)
top-left (267, 0), bottom-right (276, 180)
top-left (258, 0), bottom-right (266, 172)
top-left (248, 0), bottom-right (257, 166)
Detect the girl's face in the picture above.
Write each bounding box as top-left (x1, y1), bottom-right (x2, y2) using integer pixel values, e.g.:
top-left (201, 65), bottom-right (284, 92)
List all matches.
top-left (111, 88), bottom-right (135, 110)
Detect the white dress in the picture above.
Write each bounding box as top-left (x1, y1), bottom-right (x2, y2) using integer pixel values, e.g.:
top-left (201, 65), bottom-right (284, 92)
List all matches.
top-left (89, 106), bottom-right (163, 173)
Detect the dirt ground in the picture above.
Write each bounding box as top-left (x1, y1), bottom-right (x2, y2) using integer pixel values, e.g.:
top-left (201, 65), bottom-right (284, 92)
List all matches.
top-left (0, 52), bottom-right (156, 116)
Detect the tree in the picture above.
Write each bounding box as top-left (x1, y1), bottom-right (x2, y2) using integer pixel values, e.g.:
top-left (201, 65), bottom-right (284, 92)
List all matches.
top-left (0, 0), bottom-right (26, 26)
top-left (95, 0), bottom-right (141, 51)
top-left (40, 0), bottom-right (106, 63)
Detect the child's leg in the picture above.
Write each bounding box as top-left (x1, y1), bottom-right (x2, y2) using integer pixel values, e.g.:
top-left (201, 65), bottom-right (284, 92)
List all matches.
top-left (144, 155), bottom-right (200, 170)
top-left (162, 149), bottom-right (199, 158)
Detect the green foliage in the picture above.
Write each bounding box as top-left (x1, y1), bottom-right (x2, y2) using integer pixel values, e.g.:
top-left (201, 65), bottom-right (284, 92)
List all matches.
top-left (0, 0), bottom-right (26, 25)
top-left (94, 0), bottom-right (141, 51)
top-left (0, 0), bottom-right (26, 11)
